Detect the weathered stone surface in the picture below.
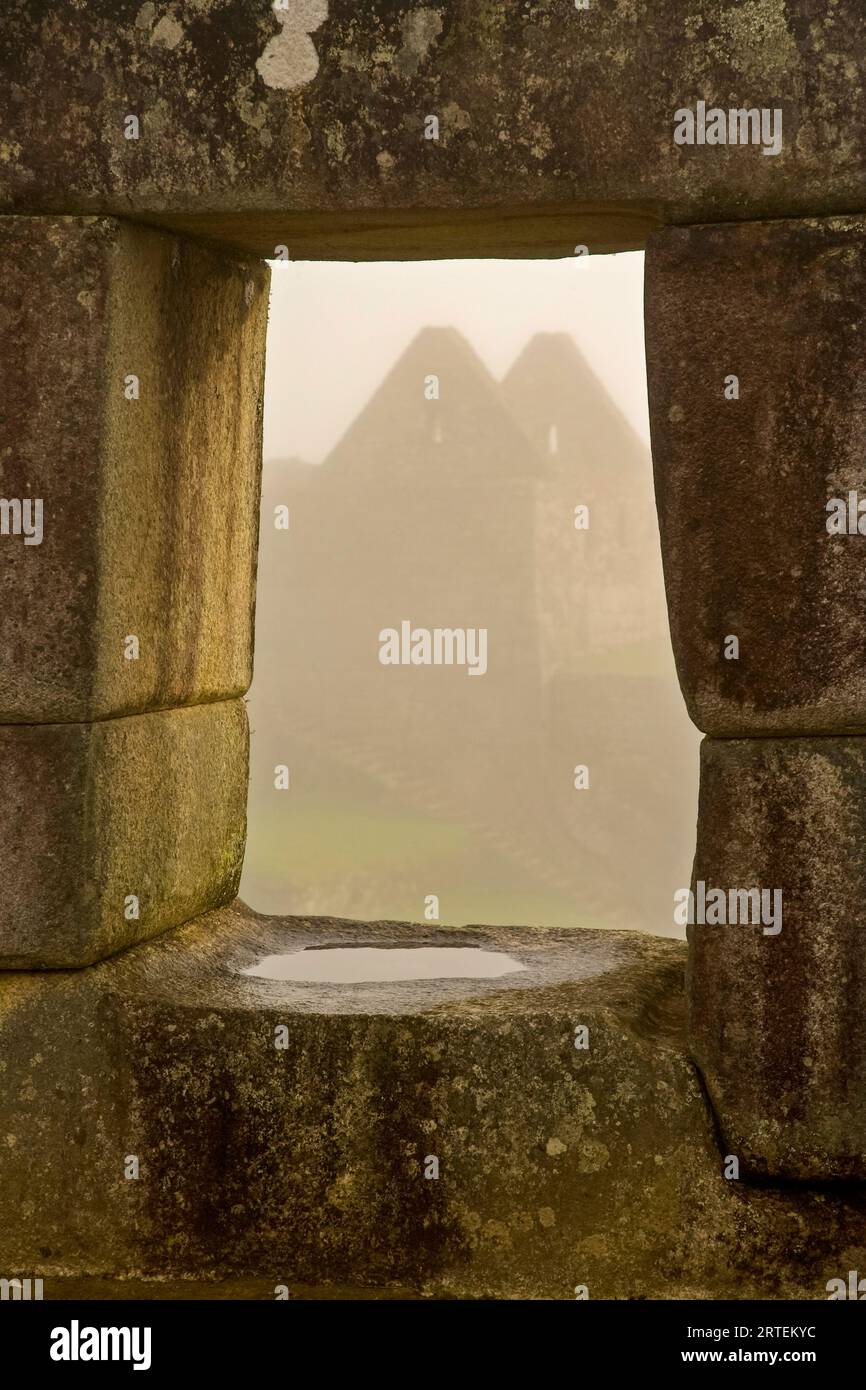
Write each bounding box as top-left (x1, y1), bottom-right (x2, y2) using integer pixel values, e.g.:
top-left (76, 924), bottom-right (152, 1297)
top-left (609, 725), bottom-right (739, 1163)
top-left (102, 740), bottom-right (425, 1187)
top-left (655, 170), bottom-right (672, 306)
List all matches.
top-left (38, 1276), bottom-right (418, 1300)
top-left (646, 214), bottom-right (866, 737)
top-left (0, 701), bottom-right (248, 968)
top-left (1, 4), bottom-right (865, 257)
top-left (0, 216), bottom-right (267, 722)
top-left (689, 734), bottom-right (866, 1180)
top-left (2, 901), bottom-right (865, 1297)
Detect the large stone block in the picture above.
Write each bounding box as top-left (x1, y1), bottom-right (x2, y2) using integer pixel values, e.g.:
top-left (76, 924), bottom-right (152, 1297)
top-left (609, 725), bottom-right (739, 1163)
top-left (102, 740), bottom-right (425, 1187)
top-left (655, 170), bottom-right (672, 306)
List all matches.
top-left (0, 700), bottom-right (248, 968)
top-left (0, 216), bottom-right (267, 722)
top-left (646, 215), bottom-right (866, 736)
top-left (1, 5), bottom-right (865, 257)
top-left (688, 734), bottom-right (866, 1180)
top-left (2, 903), bottom-right (866, 1297)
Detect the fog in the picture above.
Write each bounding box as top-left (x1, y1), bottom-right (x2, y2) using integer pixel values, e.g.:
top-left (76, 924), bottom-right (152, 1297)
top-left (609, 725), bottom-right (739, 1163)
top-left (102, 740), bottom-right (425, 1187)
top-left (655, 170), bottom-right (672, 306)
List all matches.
top-left (241, 254), bottom-right (699, 938)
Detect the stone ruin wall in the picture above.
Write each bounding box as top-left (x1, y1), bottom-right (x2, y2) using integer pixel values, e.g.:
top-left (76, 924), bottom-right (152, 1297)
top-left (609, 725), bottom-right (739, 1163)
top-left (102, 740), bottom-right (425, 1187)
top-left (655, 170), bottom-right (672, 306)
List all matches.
top-left (1, 0), bottom-right (866, 1298)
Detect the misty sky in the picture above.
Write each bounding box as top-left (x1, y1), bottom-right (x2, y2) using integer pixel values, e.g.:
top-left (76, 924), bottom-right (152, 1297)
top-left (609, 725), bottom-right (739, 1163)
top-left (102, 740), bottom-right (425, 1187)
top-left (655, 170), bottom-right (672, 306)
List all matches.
top-left (263, 252), bottom-right (648, 463)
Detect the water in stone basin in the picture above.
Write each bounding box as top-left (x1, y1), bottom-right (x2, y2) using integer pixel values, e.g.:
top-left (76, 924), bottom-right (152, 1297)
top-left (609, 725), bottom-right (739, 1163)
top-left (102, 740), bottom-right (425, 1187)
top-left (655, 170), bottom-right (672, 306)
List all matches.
top-left (242, 947), bottom-right (527, 984)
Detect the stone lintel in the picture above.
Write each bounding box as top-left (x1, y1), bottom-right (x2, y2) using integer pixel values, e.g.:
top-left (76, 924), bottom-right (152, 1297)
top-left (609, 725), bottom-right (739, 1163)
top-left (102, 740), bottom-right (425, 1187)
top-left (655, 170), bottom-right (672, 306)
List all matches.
top-left (1, 4), bottom-right (865, 256)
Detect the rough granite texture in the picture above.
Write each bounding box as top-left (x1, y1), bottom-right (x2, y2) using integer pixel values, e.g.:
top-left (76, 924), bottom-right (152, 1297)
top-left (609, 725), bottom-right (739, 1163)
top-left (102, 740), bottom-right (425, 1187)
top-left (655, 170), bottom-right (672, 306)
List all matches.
top-left (1, 3), bottom-right (865, 257)
top-left (0, 216), bottom-right (268, 722)
top-left (646, 215), bottom-right (866, 737)
top-left (1, 902), bottom-right (865, 1299)
top-left (0, 700), bottom-right (249, 969)
top-left (689, 734), bottom-right (866, 1180)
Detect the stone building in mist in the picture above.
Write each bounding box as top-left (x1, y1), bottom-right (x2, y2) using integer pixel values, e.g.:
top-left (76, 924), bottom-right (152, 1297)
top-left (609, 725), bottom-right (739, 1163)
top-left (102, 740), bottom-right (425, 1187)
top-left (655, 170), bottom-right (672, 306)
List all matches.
top-left (249, 327), bottom-right (696, 932)
top-left (257, 325), bottom-right (665, 709)
top-left (256, 327), bottom-right (546, 797)
top-left (504, 331), bottom-right (668, 683)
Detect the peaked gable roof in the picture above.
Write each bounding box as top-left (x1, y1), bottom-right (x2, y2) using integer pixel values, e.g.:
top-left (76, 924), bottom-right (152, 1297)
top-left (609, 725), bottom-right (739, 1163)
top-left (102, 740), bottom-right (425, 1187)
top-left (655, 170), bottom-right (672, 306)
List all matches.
top-left (502, 331), bottom-right (648, 482)
top-left (323, 326), bottom-right (545, 481)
